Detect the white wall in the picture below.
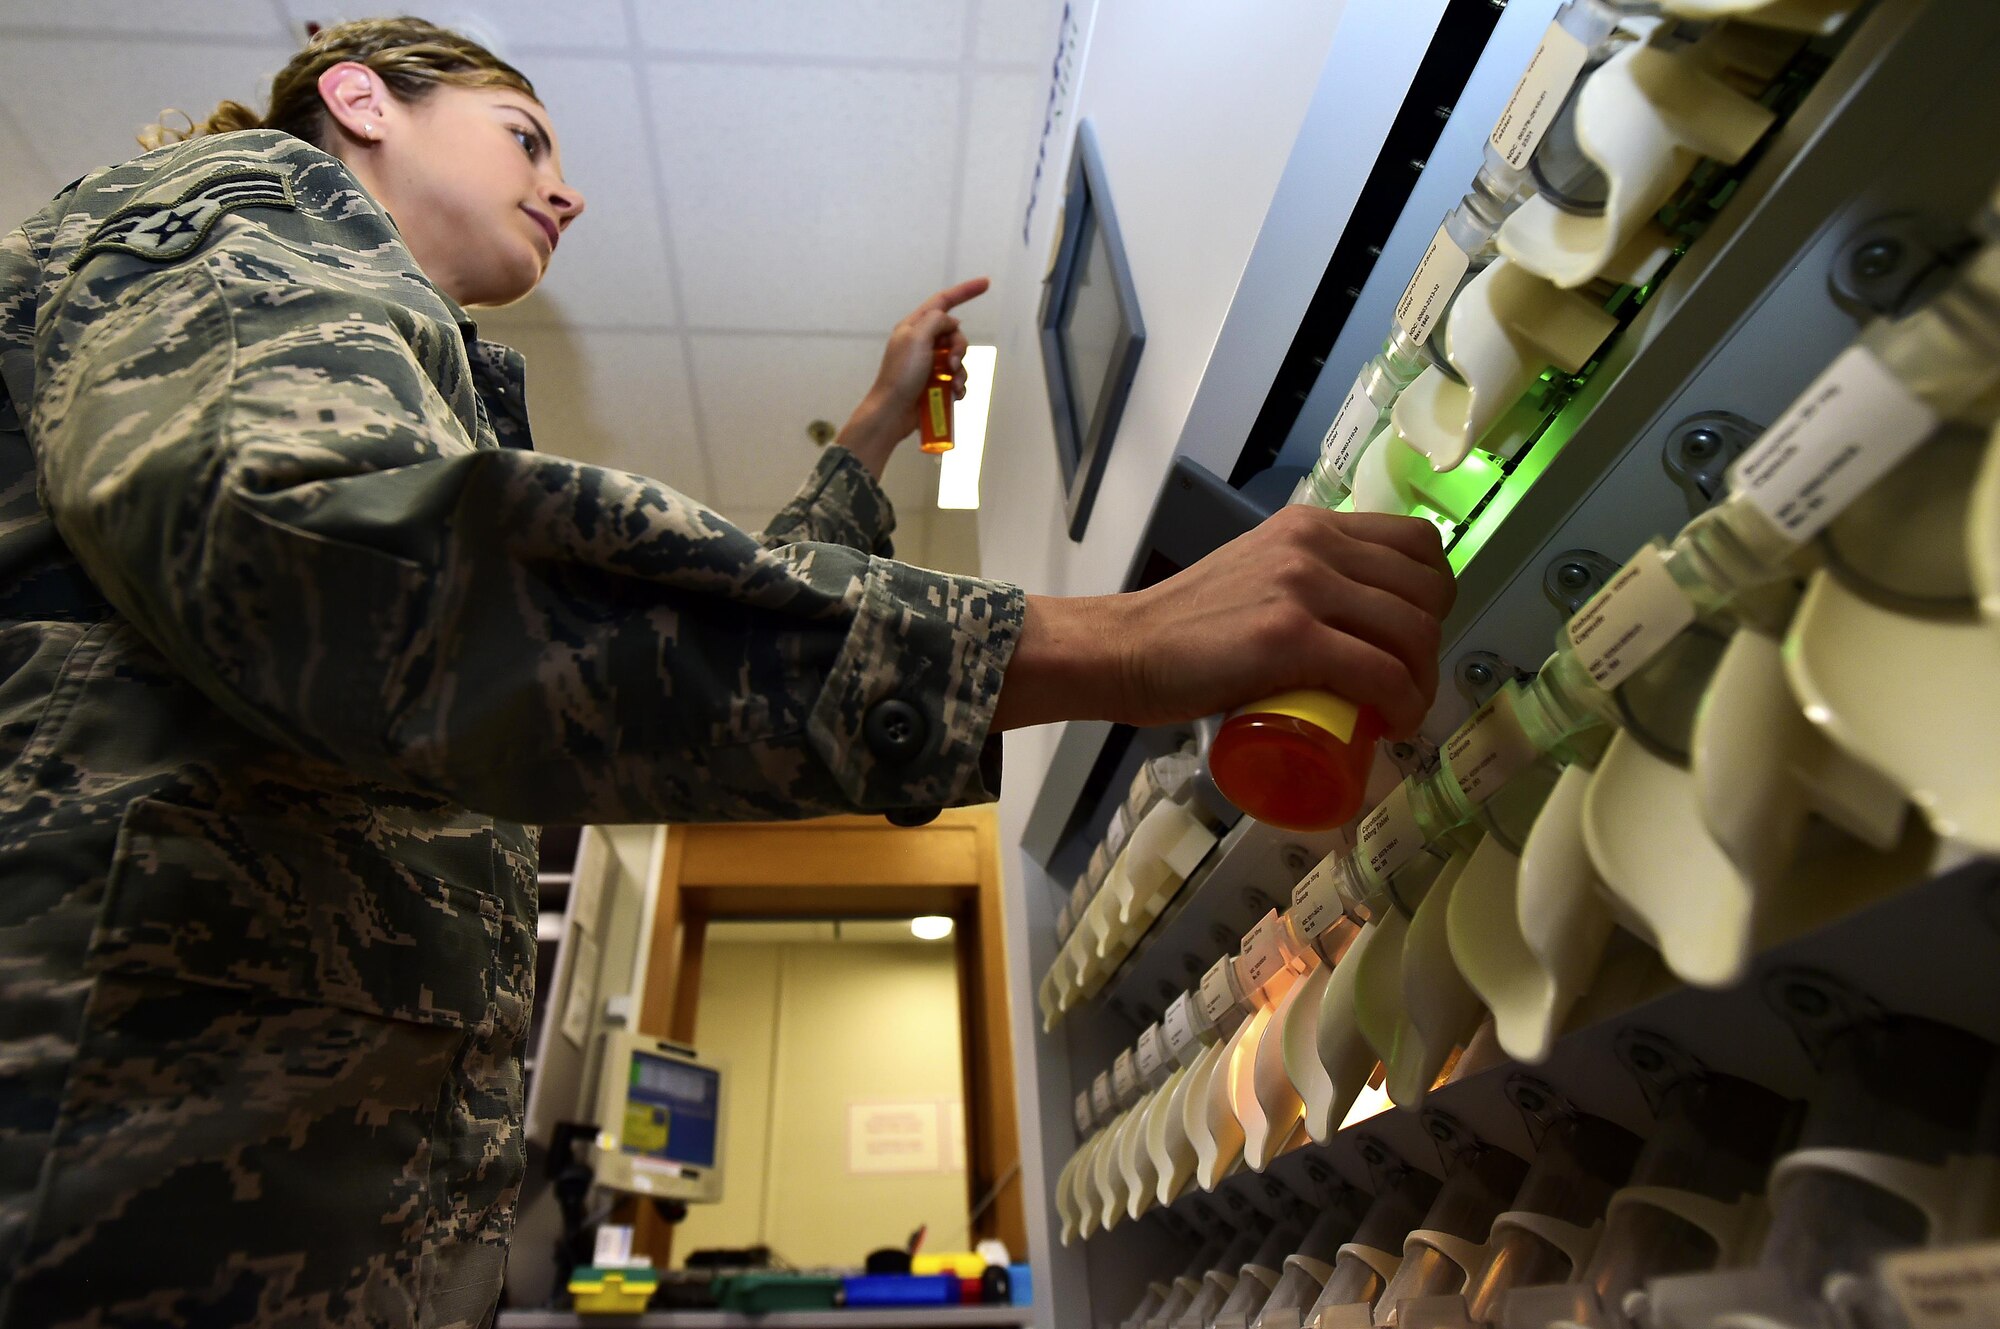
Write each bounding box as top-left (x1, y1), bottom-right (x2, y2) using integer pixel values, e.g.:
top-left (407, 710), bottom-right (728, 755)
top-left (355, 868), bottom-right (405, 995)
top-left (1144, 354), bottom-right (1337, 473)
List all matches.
top-left (971, 3), bottom-right (1457, 1323)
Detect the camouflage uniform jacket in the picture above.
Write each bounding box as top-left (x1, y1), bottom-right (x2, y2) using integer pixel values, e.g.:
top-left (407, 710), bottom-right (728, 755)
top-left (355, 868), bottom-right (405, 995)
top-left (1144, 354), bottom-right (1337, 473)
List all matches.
top-left (0, 130), bottom-right (1023, 1327)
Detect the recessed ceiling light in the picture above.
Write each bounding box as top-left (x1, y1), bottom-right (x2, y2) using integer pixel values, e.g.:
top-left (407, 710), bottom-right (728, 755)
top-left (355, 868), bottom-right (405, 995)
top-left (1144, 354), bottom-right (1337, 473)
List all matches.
top-left (910, 915), bottom-right (954, 941)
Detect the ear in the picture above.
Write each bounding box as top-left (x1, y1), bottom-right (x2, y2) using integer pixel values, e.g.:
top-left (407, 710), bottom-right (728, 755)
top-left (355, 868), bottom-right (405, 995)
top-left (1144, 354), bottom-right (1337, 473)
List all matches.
top-left (317, 60), bottom-right (391, 145)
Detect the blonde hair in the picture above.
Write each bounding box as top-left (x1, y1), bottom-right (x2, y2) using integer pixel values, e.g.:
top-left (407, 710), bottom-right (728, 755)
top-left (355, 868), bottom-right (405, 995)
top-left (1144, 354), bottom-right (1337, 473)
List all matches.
top-left (141, 16), bottom-right (537, 151)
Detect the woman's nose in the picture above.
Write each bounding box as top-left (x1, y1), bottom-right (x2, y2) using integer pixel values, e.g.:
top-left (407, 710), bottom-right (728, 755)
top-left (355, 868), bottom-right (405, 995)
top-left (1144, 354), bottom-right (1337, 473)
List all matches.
top-left (546, 182), bottom-right (585, 228)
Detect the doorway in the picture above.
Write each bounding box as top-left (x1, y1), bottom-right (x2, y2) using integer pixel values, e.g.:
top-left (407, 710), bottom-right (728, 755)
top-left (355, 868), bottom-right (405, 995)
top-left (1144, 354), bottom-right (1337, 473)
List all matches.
top-left (632, 808), bottom-right (1024, 1264)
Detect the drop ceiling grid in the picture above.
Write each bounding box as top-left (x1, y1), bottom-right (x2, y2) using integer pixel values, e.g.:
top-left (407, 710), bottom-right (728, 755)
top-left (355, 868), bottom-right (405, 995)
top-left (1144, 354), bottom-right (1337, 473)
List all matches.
top-left (0, 0), bottom-right (1059, 573)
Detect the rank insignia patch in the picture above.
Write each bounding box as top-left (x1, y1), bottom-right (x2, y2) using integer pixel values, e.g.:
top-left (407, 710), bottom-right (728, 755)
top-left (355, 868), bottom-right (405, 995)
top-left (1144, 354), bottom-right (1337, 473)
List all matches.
top-left (80, 168), bottom-right (296, 263)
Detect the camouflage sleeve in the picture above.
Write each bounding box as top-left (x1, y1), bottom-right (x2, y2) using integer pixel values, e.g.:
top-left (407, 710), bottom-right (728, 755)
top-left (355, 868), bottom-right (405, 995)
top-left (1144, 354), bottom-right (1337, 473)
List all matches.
top-left (757, 445), bottom-right (898, 556)
top-left (30, 152), bottom-right (1023, 826)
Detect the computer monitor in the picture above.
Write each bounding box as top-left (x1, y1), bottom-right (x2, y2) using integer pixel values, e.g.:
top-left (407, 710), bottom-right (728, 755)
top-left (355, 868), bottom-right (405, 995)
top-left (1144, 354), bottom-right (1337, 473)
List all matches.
top-left (590, 1029), bottom-right (726, 1204)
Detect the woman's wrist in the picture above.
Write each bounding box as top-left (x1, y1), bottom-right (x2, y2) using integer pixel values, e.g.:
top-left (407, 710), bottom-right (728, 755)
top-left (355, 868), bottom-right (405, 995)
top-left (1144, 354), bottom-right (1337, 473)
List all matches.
top-left (991, 593), bottom-right (1136, 732)
top-left (835, 392), bottom-right (907, 479)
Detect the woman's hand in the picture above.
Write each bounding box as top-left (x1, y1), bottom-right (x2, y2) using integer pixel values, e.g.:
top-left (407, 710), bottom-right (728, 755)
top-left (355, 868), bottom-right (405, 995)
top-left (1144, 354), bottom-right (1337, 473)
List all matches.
top-left (993, 507), bottom-right (1457, 738)
top-left (837, 277), bottom-right (990, 478)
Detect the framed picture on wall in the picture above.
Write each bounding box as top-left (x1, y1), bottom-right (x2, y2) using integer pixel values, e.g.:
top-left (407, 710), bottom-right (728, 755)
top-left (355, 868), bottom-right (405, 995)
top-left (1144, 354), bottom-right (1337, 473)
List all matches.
top-left (1040, 119), bottom-right (1145, 542)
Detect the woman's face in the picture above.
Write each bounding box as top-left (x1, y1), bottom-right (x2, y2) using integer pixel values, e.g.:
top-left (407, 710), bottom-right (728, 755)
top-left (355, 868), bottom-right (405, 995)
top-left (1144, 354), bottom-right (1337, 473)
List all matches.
top-left (355, 82), bottom-right (586, 307)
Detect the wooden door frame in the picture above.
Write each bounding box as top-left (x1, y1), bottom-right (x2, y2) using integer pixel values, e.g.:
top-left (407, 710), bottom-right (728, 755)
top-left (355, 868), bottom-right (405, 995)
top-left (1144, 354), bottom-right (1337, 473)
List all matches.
top-left (631, 807), bottom-right (1024, 1262)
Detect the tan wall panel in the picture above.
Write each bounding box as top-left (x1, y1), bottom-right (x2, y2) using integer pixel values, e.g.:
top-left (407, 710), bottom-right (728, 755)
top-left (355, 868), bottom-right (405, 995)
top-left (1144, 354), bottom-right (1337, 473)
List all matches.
top-left (672, 938), bottom-right (968, 1268)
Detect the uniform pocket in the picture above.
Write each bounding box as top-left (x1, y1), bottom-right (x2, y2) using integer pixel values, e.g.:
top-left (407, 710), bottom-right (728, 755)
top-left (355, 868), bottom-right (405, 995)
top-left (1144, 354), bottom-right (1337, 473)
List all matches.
top-left (13, 798), bottom-right (510, 1326)
top-left (91, 797), bottom-right (500, 1028)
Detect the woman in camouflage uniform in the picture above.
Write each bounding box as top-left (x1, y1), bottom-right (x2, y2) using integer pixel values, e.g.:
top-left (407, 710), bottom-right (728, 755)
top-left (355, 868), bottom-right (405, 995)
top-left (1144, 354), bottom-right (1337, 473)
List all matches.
top-left (0, 18), bottom-right (1453, 1327)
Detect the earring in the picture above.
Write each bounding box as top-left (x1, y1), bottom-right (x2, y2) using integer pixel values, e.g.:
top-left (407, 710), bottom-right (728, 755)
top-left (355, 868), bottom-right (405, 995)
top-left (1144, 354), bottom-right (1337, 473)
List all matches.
top-left (362, 121), bottom-right (376, 140)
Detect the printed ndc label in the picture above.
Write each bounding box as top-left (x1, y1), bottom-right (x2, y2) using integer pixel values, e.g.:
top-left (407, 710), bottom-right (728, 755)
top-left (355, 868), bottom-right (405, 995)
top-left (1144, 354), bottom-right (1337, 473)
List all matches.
top-left (1197, 955), bottom-right (1239, 1025)
top-left (1163, 992), bottom-right (1201, 1058)
top-left (1488, 21), bottom-right (1591, 171)
top-left (1734, 345), bottom-right (1939, 545)
top-left (1090, 1071), bottom-right (1115, 1119)
top-left (1563, 542), bottom-right (1697, 691)
top-left (1112, 1048), bottom-right (1139, 1101)
top-left (1290, 849), bottom-right (1346, 944)
top-left (1444, 690), bottom-right (1538, 806)
top-left (1357, 780), bottom-right (1424, 884)
top-left (1319, 376), bottom-right (1380, 486)
top-left (1136, 1023), bottom-right (1166, 1080)
top-left (1394, 224), bottom-right (1470, 347)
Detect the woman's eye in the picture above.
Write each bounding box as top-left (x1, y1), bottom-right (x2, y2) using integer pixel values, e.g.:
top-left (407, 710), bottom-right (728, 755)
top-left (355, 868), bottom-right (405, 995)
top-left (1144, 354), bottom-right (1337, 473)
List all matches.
top-left (512, 127), bottom-right (539, 158)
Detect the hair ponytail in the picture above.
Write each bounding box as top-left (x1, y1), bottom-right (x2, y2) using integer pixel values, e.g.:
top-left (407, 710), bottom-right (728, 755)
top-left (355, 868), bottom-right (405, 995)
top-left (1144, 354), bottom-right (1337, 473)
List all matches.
top-left (134, 17), bottom-right (534, 152)
top-left (139, 99), bottom-right (263, 151)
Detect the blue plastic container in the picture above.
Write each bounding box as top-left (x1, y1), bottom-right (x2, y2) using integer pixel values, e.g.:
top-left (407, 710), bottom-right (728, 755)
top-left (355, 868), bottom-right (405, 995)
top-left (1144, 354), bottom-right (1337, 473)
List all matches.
top-left (1007, 1262), bottom-right (1033, 1306)
top-left (841, 1273), bottom-right (957, 1307)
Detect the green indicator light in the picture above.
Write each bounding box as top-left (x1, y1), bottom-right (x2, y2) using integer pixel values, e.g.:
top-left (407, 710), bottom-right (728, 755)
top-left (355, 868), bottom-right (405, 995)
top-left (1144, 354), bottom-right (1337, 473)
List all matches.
top-left (1448, 403), bottom-right (1584, 574)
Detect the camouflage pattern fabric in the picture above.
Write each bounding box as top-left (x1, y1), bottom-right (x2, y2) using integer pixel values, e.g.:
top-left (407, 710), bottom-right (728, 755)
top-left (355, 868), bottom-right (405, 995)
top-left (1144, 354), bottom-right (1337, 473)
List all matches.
top-left (0, 129), bottom-right (1023, 1327)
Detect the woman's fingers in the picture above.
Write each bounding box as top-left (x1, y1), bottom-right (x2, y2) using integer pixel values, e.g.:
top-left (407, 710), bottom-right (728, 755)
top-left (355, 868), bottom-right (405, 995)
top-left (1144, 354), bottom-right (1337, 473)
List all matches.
top-left (1305, 627), bottom-right (1430, 737)
top-left (1317, 531), bottom-right (1457, 624)
top-left (1313, 578), bottom-right (1440, 703)
top-left (925, 276), bottom-right (990, 313)
top-left (1325, 509), bottom-right (1454, 580)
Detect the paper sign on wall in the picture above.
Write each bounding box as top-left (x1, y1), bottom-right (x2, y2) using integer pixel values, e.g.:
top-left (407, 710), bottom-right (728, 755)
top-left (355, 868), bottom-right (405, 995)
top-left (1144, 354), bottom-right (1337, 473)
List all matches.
top-left (941, 1104), bottom-right (966, 1173)
top-left (848, 1102), bottom-right (942, 1174)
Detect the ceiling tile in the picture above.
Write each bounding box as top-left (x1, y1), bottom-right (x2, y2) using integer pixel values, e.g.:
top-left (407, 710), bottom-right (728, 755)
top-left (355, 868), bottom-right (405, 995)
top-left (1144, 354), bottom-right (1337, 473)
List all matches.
top-left (490, 321), bottom-right (710, 499)
top-left (491, 55), bottom-right (681, 329)
top-left (276, 2), bottom-right (632, 52)
top-left (973, 0), bottom-right (1063, 65)
top-left (0, 37), bottom-right (294, 188)
top-left (686, 331), bottom-right (887, 508)
top-left (649, 62), bottom-right (959, 332)
top-left (634, 0), bottom-right (968, 62)
top-left (952, 70), bottom-right (1044, 343)
top-left (6, 1), bottom-right (291, 38)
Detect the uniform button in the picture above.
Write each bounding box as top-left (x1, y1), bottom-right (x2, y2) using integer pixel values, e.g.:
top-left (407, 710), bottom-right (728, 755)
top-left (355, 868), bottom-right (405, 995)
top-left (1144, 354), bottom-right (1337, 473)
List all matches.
top-left (864, 699), bottom-right (928, 765)
top-left (886, 807), bottom-right (941, 827)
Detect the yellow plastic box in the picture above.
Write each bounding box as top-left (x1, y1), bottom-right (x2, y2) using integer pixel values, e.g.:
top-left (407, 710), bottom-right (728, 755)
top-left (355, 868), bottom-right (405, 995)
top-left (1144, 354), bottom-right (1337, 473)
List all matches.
top-left (911, 1252), bottom-right (986, 1280)
top-left (568, 1265), bottom-right (659, 1314)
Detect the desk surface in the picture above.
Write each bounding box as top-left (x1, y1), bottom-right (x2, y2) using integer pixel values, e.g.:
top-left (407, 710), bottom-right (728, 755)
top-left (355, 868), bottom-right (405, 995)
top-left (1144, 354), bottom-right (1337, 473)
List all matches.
top-left (497, 1309), bottom-right (1034, 1328)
